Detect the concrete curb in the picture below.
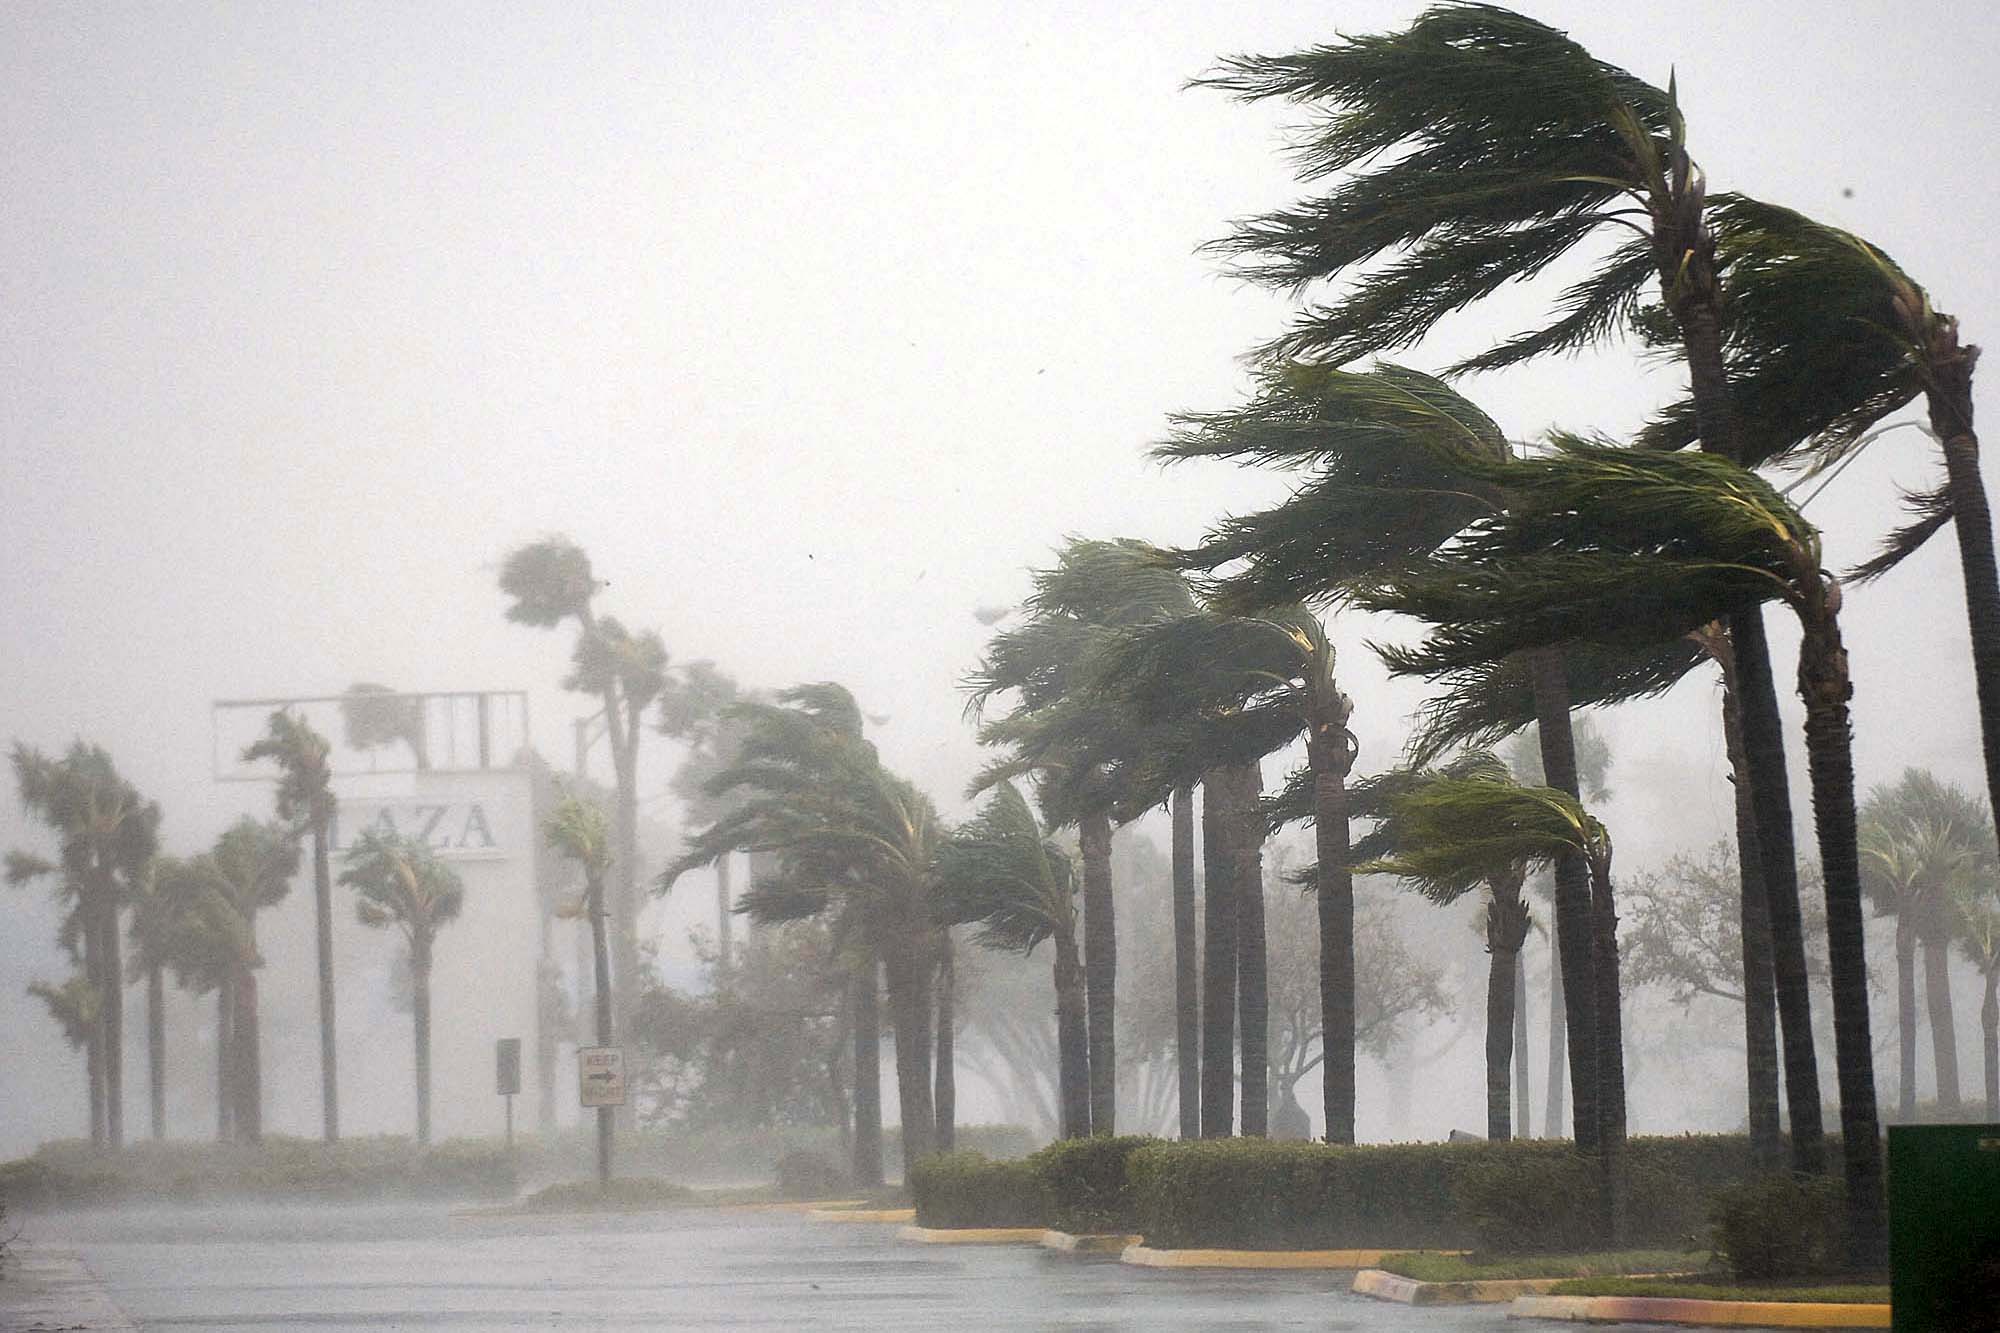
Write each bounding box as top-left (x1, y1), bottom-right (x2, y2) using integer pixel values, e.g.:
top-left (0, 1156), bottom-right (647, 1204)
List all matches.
top-left (1352, 1268), bottom-right (1567, 1304)
top-left (806, 1206), bottom-right (916, 1223)
top-left (1121, 1244), bottom-right (1452, 1270)
top-left (1507, 1294), bottom-right (1891, 1327)
top-left (0, 1243), bottom-right (138, 1330)
top-left (896, 1225), bottom-right (1046, 1245)
top-left (1040, 1230), bottom-right (1142, 1254)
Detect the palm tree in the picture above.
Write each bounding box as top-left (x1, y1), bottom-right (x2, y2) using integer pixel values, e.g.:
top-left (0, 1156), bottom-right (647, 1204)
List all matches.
top-left (1359, 439), bottom-right (1885, 1263)
top-left (340, 830), bottom-right (465, 1145)
top-left (661, 683), bottom-right (942, 1169)
top-left (244, 709), bottom-right (341, 1141)
top-left (147, 853), bottom-right (240, 1141)
top-left (1196, 5), bottom-right (1826, 1173)
top-left (124, 858), bottom-right (184, 1140)
top-left (10, 742), bottom-right (160, 1150)
top-left (1858, 770), bottom-right (1991, 1114)
top-left (190, 819), bottom-right (298, 1143)
top-left (658, 662), bottom-right (749, 969)
top-left (500, 537), bottom-right (667, 1091)
top-left (935, 782), bottom-right (1090, 1138)
top-left (545, 788), bottom-right (615, 1183)
top-left (967, 539), bottom-right (1202, 1137)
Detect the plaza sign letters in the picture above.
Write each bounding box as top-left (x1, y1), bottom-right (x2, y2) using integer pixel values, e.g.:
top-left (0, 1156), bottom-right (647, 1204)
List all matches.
top-left (329, 798), bottom-right (504, 859)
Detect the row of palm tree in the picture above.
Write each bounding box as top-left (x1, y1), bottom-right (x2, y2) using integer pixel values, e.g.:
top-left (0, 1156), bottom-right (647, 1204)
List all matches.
top-left (11, 725), bottom-right (470, 1149)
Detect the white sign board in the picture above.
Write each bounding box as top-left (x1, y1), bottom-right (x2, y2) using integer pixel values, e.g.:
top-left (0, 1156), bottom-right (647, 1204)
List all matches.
top-left (329, 798), bottom-right (506, 860)
top-left (578, 1046), bottom-right (625, 1107)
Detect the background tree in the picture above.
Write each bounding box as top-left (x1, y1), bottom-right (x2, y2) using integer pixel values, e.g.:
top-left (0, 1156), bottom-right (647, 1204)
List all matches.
top-left (189, 818), bottom-right (298, 1143)
top-left (657, 662), bottom-right (749, 970)
top-left (340, 830), bottom-right (464, 1145)
top-left (340, 683), bottom-right (429, 770)
top-left (124, 857), bottom-right (183, 1139)
top-left (26, 974), bottom-right (98, 1136)
top-left (500, 536), bottom-right (667, 1108)
top-left (244, 709), bottom-right (341, 1141)
top-left (546, 788), bottom-right (616, 1183)
top-left (1955, 873), bottom-right (2000, 1120)
top-left (10, 741), bottom-right (160, 1150)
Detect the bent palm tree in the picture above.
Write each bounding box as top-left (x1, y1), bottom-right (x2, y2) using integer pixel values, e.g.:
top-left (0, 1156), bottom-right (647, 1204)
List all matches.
top-left (1359, 440), bottom-right (1884, 1263)
top-left (1197, 4), bottom-right (1824, 1171)
top-left (341, 831), bottom-right (465, 1145)
top-left (546, 790), bottom-right (616, 1183)
top-left (935, 782), bottom-right (1089, 1138)
top-left (244, 709), bottom-right (341, 1141)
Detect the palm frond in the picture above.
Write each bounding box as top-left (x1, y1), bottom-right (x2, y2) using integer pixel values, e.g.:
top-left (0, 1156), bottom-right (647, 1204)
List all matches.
top-left (1847, 481), bottom-right (1953, 584)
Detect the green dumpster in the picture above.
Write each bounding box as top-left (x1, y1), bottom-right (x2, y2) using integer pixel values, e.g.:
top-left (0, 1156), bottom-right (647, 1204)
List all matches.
top-left (1889, 1122), bottom-right (2000, 1331)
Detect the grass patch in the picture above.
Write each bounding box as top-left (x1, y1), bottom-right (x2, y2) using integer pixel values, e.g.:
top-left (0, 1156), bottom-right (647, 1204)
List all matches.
top-left (1551, 1275), bottom-right (1890, 1303)
top-left (521, 1177), bottom-right (695, 1213)
top-left (1378, 1249), bottom-right (1707, 1282)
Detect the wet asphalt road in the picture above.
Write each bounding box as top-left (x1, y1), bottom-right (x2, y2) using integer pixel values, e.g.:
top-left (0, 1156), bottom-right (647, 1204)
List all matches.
top-left (20, 1202), bottom-right (1558, 1331)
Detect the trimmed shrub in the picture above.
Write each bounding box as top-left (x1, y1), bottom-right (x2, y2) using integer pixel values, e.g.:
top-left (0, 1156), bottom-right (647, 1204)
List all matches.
top-left (1710, 1173), bottom-right (1844, 1279)
top-left (774, 1149), bottom-right (849, 1200)
top-left (1029, 1135), bottom-right (1154, 1236)
top-left (1454, 1150), bottom-right (1601, 1254)
top-left (522, 1177), bottom-right (694, 1212)
top-left (908, 1151), bottom-right (1045, 1229)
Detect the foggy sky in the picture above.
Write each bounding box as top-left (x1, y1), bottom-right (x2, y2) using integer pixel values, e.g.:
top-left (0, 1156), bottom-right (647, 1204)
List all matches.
top-left (4, 1), bottom-right (1997, 1154)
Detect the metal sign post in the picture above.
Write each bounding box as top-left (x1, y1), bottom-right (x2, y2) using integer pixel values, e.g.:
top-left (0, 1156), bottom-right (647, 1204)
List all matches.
top-left (495, 1038), bottom-right (521, 1149)
top-left (578, 1046), bottom-right (624, 1186)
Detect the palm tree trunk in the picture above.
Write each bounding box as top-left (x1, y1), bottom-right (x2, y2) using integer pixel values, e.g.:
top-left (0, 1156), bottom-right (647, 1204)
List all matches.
top-left (1586, 852), bottom-right (1628, 1240)
top-left (851, 955), bottom-right (883, 1187)
top-left (1308, 725), bottom-right (1357, 1145)
top-left (1513, 947), bottom-right (1531, 1139)
top-left (1235, 763), bottom-right (1269, 1139)
top-left (1924, 339), bottom-right (2000, 862)
top-left (1054, 926), bottom-right (1092, 1140)
top-left (1200, 771), bottom-right (1238, 1137)
top-left (1798, 610), bottom-right (1886, 1267)
top-left (1722, 660), bottom-right (1784, 1166)
top-left (611, 737), bottom-right (641, 1135)
top-left (236, 968), bottom-right (262, 1144)
top-left (98, 886), bottom-right (124, 1151)
top-left (882, 930), bottom-right (937, 1169)
top-left (216, 986), bottom-right (233, 1143)
top-left (716, 853), bottom-right (734, 972)
top-left (588, 870), bottom-right (614, 1184)
top-left (147, 962), bottom-right (165, 1141)
top-left (1921, 935), bottom-right (1963, 1109)
top-left (1486, 935), bottom-right (1520, 1142)
top-left (1171, 785), bottom-right (1200, 1140)
top-left (1079, 810), bottom-right (1117, 1135)
top-left (1544, 914), bottom-right (1566, 1137)
top-left (1731, 607), bottom-right (1828, 1172)
top-left (313, 822), bottom-right (339, 1142)
top-left (1529, 649), bottom-right (1599, 1154)
top-left (933, 933), bottom-right (955, 1151)
top-left (413, 944), bottom-right (433, 1148)
top-left (1896, 920), bottom-right (1918, 1119)
top-left (1981, 962), bottom-right (1999, 1121)
top-left (81, 907), bottom-right (105, 1149)
top-left (1666, 216), bottom-right (1827, 1175)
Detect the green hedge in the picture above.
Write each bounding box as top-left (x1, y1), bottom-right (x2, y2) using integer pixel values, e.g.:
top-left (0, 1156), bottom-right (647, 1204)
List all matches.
top-left (1129, 1135), bottom-right (1774, 1253)
top-left (1029, 1136), bottom-right (1155, 1236)
top-left (0, 1135), bottom-right (515, 1209)
top-left (1709, 1172), bottom-right (1845, 1279)
top-left (908, 1151), bottom-right (1046, 1229)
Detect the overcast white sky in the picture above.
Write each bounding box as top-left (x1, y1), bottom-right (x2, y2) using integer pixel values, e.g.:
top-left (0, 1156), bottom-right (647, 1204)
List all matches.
top-left (4, 2), bottom-right (1997, 1152)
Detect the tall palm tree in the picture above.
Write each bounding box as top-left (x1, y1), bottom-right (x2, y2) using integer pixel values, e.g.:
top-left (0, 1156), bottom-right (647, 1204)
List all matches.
top-left (500, 537), bottom-right (667, 1097)
top-left (1087, 603), bottom-right (1358, 1142)
top-left (244, 709), bottom-right (341, 1141)
top-left (657, 662), bottom-right (749, 969)
top-left (967, 539), bottom-right (1202, 1137)
top-left (546, 789), bottom-right (615, 1183)
top-left (1359, 439), bottom-right (1885, 1263)
top-left (10, 742), bottom-right (160, 1150)
top-left (1196, 5), bottom-right (1826, 1172)
top-left (661, 683), bottom-right (943, 1169)
top-left (124, 858), bottom-right (183, 1140)
top-left (189, 819), bottom-right (298, 1143)
top-left (935, 782), bottom-right (1090, 1139)
top-left (149, 853), bottom-right (240, 1141)
top-left (340, 830), bottom-right (465, 1145)
top-left (1956, 876), bottom-right (2000, 1120)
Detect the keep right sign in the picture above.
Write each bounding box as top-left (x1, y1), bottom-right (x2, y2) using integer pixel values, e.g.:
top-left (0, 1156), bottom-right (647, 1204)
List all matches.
top-left (577, 1046), bottom-right (626, 1108)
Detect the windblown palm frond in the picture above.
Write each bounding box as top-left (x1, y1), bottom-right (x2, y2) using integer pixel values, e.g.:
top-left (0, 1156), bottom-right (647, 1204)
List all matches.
top-left (499, 536), bottom-right (598, 627)
top-left (339, 831), bottom-right (465, 945)
top-left (242, 710), bottom-right (335, 829)
top-left (934, 783), bottom-right (1077, 955)
top-left (1356, 774), bottom-right (1608, 902)
top-left (1849, 482), bottom-right (1954, 585)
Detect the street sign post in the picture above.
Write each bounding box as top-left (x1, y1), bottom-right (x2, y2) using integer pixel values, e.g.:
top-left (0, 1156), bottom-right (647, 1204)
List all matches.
top-left (578, 1046), bottom-right (625, 1108)
top-left (495, 1038), bottom-right (521, 1148)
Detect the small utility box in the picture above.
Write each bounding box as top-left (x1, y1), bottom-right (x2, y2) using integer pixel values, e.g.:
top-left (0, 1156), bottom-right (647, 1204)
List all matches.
top-left (1889, 1122), bottom-right (2000, 1331)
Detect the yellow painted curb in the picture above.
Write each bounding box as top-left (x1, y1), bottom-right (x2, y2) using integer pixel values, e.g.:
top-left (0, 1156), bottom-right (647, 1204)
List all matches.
top-left (807, 1206), bottom-right (916, 1223)
top-left (722, 1198), bottom-right (870, 1214)
top-left (1122, 1245), bottom-right (1462, 1271)
top-left (1040, 1230), bottom-right (1143, 1254)
top-left (897, 1225), bottom-right (1046, 1245)
top-left (1353, 1268), bottom-right (1568, 1305)
top-left (1507, 1294), bottom-right (1890, 1327)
